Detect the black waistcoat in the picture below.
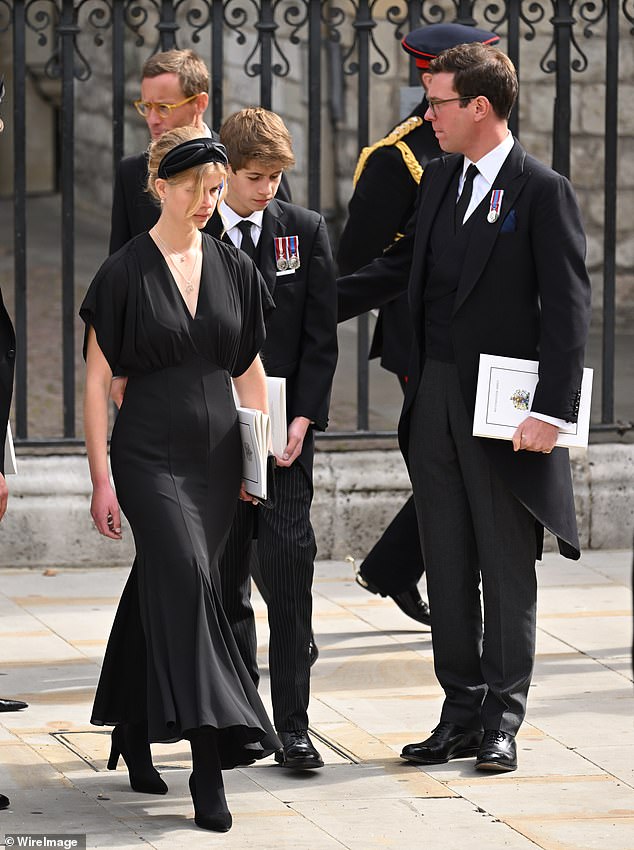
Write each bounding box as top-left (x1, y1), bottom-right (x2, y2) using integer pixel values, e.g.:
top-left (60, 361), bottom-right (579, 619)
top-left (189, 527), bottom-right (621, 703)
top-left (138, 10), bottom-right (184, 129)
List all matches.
top-left (423, 174), bottom-right (479, 362)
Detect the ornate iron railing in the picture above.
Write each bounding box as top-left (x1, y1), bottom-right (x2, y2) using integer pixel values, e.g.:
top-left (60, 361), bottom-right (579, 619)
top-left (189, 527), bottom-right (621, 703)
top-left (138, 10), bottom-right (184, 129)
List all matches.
top-left (1, 0), bottom-right (632, 444)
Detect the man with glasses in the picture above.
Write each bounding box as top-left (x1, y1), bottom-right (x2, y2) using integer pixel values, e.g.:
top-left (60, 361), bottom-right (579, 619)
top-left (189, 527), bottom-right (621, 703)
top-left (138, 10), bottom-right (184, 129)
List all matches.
top-left (337, 24), bottom-right (498, 629)
top-left (338, 43), bottom-right (590, 773)
top-left (109, 49), bottom-right (290, 254)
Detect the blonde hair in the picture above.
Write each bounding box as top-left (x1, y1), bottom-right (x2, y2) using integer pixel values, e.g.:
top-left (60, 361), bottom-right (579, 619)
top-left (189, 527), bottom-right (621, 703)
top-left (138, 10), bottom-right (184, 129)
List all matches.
top-left (147, 126), bottom-right (227, 216)
top-left (142, 49), bottom-right (209, 98)
top-left (220, 107), bottom-right (295, 172)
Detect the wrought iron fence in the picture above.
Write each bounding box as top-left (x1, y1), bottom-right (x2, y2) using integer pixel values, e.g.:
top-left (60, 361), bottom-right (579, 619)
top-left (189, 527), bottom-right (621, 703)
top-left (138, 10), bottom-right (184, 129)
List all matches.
top-left (0, 0), bottom-right (632, 445)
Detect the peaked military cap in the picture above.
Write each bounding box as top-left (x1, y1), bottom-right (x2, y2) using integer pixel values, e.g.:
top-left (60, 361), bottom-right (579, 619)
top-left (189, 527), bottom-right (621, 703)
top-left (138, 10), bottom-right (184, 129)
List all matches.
top-left (402, 23), bottom-right (500, 69)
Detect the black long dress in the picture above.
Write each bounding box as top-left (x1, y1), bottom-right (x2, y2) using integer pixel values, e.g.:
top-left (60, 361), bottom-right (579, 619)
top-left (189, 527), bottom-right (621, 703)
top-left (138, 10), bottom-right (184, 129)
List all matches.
top-left (80, 232), bottom-right (279, 766)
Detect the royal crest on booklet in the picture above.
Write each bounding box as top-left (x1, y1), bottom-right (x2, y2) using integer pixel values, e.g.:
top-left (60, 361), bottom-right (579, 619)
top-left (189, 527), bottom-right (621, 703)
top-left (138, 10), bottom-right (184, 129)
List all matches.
top-left (473, 354), bottom-right (593, 449)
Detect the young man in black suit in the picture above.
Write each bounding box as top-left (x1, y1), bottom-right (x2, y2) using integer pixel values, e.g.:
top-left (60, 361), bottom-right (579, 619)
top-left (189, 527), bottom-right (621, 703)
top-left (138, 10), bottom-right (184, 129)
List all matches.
top-left (337, 23), bottom-right (499, 628)
top-left (109, 49), bottom-right (290, 255)
top-left (338, 43), bottom-right (591, 772)
top-left (0, 76), bottom-right (28, 815)
top-left (214, 108), bottom-right (338, 770)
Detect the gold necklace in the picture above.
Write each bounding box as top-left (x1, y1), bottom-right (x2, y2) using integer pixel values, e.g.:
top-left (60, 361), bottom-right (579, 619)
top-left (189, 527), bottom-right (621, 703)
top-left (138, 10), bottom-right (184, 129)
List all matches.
top-left (153, 230), bottom-right (201, 294)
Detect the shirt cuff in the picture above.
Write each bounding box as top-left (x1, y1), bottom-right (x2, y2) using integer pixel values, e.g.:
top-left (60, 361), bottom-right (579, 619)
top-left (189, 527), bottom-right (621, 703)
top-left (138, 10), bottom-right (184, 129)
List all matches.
top-left (529, 411), bottom-right (573, 430)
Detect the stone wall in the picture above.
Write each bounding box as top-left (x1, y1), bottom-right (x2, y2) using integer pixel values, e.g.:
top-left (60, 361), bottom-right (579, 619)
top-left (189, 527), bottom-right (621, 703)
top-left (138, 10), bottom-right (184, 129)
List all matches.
top-left (0, 446), bottom-right (632, 568)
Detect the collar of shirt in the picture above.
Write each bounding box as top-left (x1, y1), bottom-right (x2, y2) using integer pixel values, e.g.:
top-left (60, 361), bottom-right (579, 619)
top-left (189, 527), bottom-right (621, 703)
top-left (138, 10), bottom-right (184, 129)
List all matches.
top-left (219, 201), bottom-right (264, 248)
top-left (459, 131), bottom-right (514, 221)
top-left (201, 122), bottom-right (212, 138)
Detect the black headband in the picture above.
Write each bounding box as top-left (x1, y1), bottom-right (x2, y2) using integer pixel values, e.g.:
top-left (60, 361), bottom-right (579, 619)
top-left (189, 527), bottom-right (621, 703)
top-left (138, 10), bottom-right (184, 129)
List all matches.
top-left (157, 138), bottom-right (228, 179)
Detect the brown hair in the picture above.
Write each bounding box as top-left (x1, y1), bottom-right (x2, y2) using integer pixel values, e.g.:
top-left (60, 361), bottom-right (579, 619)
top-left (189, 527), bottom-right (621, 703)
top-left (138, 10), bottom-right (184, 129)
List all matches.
top-left (220, 107), bottom-right (295, 172)
top-left (147, 126), bottom-right (226, 215)
top-left (142, 49), bottom-right (209, 98)
top-left (429, 43), bottom-right (518, 120)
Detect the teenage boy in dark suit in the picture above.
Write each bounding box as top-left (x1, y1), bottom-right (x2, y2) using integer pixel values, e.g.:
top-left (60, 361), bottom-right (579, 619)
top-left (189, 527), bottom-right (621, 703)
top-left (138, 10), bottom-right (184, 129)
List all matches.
top-left (214, 108), bottom-right (338, 770)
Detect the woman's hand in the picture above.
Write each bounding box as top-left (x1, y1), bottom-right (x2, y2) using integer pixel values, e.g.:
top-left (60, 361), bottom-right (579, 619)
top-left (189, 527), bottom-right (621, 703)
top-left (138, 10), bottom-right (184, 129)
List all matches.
top-left (90, 482), bottom-right (122, 539)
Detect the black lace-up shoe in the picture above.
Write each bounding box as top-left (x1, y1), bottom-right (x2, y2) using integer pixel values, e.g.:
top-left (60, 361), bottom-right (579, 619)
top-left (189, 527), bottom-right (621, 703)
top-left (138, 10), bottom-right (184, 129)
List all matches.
top-left (400, 722), bottom-right (483, 764)
top-left (475, 730), bottom-right (517, 772)
top-left (274, 730), bottom-right (324, 770)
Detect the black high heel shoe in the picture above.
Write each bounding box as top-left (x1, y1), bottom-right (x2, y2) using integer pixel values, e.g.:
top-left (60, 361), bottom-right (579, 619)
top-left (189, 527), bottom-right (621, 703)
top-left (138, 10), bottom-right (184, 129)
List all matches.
top-left (107, 723), bottom-right (168, 795)
top-left (188, 727), bottom-right (232, 832)
top-left (189, 773), bottom-right (232, 832)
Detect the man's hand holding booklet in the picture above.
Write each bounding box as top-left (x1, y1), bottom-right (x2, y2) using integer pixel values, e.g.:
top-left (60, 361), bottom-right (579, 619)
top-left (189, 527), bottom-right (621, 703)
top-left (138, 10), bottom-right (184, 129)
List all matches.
top-left (472, 354), bottom-right (593, 449)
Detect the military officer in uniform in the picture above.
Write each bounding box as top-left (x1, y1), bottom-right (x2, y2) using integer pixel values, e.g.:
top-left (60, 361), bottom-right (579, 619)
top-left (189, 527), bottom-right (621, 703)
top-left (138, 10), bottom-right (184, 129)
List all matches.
top-left (337, 24), bottom-right (499, 626)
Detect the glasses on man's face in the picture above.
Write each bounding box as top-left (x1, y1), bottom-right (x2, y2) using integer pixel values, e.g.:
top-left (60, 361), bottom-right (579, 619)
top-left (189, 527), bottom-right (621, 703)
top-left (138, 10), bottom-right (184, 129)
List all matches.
top-left (427, 95), bottom-right (477, 118)
top-left (133, 93), bottom-right (201, 119)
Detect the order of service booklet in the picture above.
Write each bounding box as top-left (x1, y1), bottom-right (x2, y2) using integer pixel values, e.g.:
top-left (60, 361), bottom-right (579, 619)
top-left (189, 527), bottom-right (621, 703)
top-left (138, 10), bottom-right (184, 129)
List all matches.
top-left (233, 376), bottom-right (287, 499)
top-left (235, 407), bottom-right (271, 500)
top-left (472, 354), bottom-right (593, 449)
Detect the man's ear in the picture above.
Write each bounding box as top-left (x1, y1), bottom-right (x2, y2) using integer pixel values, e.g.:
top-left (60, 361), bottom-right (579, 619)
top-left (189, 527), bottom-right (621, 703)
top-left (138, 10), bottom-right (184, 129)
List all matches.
top-left (473, 95), bottom-right (491, 122)
top-left (194, 91), bottom-right (209, 116)
top-left (420, 72), bottom-right (433, 91)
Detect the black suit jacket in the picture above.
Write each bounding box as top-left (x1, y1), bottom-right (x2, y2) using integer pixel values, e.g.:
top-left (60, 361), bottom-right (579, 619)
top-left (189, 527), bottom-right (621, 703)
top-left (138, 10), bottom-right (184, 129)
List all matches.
top-left (109, 150), bottom-right (293, 255)
top-left (338, 140), bottom-right (591, 558)
top-left (0, 289), bottom-right (16, 477)
top-left (337, 100), bottom-right (440, 376)
top-left (210, 199), bottom-right (338, 475)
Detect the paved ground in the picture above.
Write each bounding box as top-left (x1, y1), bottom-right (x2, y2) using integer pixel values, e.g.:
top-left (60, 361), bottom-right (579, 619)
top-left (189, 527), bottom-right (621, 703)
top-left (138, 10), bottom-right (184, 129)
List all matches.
top-left (0, 550), bottom-right (632, 849)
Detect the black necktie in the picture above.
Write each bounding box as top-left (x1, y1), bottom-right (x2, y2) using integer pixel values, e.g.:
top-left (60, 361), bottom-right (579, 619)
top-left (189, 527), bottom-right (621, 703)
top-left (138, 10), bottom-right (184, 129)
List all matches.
top-left (236, 220), bottom-right (256, 259)
top-left (454, 163), bottom-right (479, 231)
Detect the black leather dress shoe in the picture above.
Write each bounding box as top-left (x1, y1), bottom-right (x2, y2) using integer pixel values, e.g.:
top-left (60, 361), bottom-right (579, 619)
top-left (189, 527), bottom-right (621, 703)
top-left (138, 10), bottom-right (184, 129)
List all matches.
top-left (0, 793), bottom-right (9, 810)
top-left (0, 698), bottom-right (28, 712)
top-left (274, 730), bottom-right (324, 770)
top-left (475, 730), bottom-right (517, 772)
top-left (400, 722), bottom-right (483, 765)
top-left (354, 573), bottom-right (431, 627)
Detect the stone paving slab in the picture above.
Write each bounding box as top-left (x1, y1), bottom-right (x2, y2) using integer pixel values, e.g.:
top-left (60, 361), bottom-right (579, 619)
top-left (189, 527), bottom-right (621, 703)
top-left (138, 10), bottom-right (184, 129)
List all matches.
top-left (0, 550), bottom-right (632, 848)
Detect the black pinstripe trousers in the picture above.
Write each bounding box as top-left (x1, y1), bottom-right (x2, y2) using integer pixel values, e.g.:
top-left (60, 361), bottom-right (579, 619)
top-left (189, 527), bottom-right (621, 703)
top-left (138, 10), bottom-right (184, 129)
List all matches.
top-left (408, 359), bottom-right (538, 735)
top-left (219, 463), bottom-right (316, 731)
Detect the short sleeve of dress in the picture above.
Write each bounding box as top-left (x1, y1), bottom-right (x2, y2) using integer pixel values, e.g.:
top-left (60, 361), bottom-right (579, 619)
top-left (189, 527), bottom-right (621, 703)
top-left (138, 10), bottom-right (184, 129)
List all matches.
top-left (79, 252), bottom-right (131, 372)
top-left (231, 253), bottom-right (275, 378)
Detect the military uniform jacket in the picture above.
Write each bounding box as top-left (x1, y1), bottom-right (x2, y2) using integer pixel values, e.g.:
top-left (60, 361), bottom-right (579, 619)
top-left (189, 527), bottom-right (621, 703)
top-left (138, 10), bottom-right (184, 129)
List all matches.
top-left (337, 100), bottom-right (440, 376)
top-left (210, 199), bottom-right (338, 476)
top-left (338, 140), bottom-right (591, 558)
top-left (0, 288), bottom-right (16, 477)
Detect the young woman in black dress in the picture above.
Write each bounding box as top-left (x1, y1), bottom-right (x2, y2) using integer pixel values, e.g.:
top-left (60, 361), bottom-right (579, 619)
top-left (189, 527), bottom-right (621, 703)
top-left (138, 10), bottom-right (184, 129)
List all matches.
top-left (82, 127), bottom-right (279, 832)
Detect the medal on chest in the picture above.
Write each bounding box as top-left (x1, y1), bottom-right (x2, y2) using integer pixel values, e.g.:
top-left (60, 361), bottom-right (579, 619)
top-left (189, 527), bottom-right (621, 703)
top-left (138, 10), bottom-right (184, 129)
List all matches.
top-left (274, 235), bottom-right (300, 271)
top-left (487, 189), bottom-right (504, 223)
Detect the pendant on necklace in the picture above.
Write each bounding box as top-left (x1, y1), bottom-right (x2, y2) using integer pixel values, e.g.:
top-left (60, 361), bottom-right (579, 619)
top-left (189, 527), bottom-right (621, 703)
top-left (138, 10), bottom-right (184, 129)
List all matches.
top-left (185, 283), bottom-right (194, 293)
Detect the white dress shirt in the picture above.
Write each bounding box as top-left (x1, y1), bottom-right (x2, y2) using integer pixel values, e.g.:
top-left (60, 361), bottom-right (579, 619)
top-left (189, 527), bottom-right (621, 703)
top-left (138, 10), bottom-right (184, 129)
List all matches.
top-left (219, 201), bottom-right (263, 250)
top-left (458, 132), bottom-right (570, 429)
